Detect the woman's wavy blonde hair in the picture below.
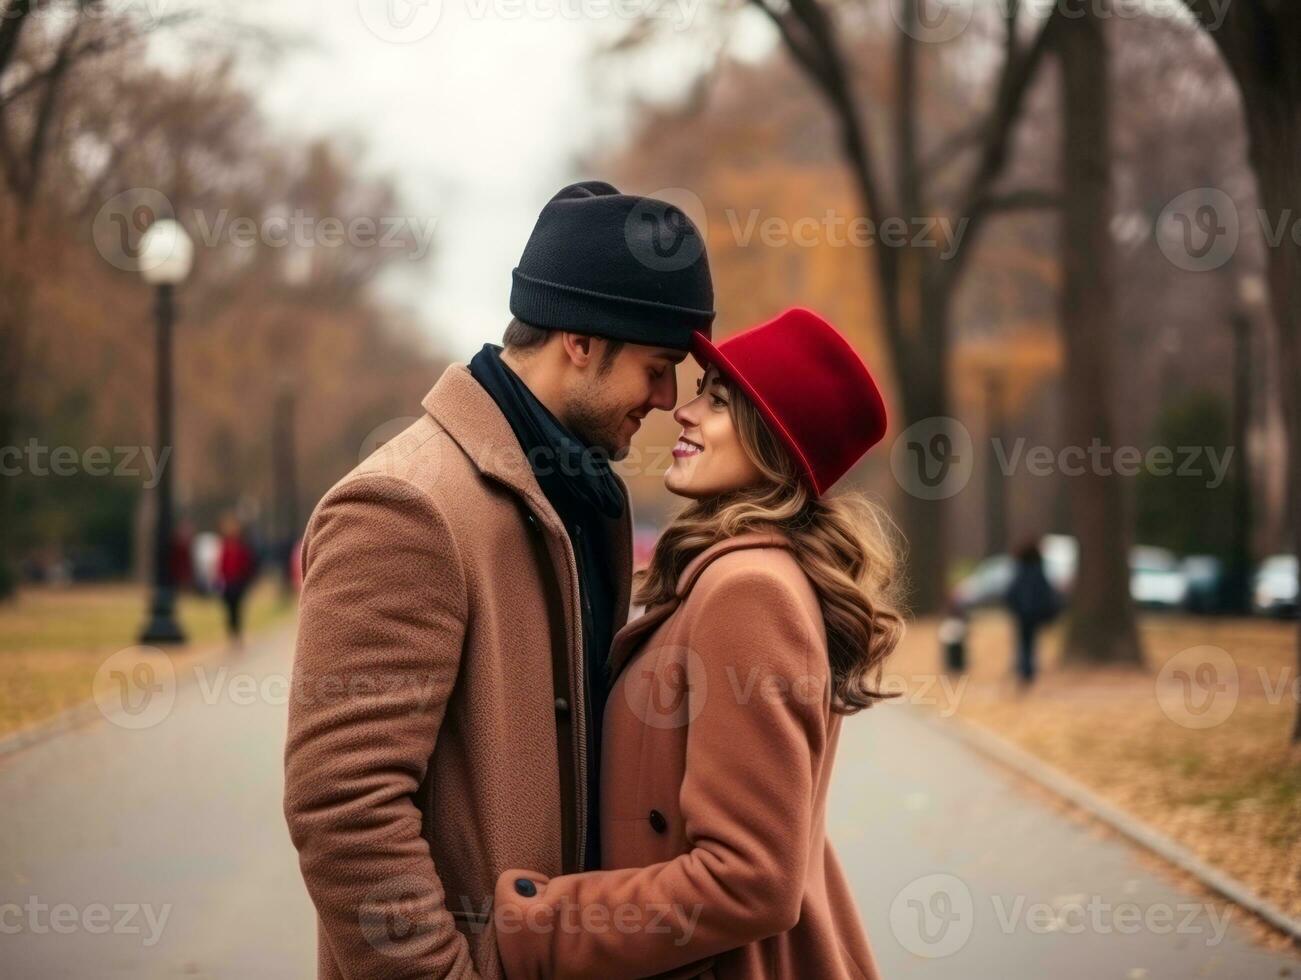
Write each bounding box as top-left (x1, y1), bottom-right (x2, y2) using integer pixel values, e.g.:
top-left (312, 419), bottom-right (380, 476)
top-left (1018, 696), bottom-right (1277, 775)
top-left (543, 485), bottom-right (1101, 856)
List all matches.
top-left (634, 373), bottom-right (907, 713)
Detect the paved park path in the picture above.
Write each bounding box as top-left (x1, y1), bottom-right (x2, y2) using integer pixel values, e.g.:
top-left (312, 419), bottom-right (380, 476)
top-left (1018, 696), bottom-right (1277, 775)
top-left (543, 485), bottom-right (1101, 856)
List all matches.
top-left (2, 623), bottom-right (1297, 978)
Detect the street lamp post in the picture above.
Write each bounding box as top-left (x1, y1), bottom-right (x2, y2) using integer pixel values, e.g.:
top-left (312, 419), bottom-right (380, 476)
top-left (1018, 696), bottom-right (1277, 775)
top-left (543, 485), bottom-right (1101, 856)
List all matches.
top-left (137, 219), bottom-right (194, 646)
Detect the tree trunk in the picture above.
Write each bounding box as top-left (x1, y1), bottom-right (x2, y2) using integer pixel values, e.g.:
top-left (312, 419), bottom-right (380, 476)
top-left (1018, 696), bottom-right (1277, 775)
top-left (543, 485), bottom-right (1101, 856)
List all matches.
top-left (0, 250), bottom-right (30, 599)
top-left (1241, 93), bottom-right (1301, 739)
top-left (745, 0), bottom-right (1056, 614)
top-left (1056, 4), bottom-right (1143, 665)
top-left (894, 314), bottom-right (951, 614)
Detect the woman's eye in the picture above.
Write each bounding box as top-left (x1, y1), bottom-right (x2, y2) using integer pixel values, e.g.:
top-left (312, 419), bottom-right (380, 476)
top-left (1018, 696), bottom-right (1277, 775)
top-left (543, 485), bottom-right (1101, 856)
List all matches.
top-left (710, 394), bottom-right (727, 409)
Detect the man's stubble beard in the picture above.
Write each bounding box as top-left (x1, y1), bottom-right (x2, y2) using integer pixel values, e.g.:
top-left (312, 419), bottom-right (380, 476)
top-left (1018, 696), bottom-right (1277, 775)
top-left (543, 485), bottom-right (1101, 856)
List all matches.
top-left (567, 383), bottom-right (632, 462)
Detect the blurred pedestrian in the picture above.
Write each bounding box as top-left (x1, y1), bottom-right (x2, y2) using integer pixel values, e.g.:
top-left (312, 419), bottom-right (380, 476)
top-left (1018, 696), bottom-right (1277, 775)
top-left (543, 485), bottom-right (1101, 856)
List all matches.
top-left (217, 513), bottom-right (257, 646)
top-left (1005, 539), bottom-right (1060, 688)
top-left (169, 519), bottom-right (194, 593)
top-left (192, 531), bottom-right (221, 595)
top-left (939, 603), bottom-right (968, 674)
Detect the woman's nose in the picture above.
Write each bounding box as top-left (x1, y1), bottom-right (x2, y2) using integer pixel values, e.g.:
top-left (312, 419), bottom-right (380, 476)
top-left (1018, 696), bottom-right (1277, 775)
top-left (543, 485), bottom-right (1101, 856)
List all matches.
top-left (673, 398), bottom-right (697, 428)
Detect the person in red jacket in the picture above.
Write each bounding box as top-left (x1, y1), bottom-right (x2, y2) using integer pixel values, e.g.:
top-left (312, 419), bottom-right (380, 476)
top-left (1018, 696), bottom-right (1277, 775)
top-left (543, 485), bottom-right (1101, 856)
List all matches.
top-left (217, 513), bottom-right (257, 646)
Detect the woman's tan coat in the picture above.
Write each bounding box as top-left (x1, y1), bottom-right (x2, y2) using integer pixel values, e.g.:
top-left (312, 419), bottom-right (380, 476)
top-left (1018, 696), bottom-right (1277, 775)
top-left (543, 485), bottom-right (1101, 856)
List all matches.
top-left (492, 532), bottom-right (881, 980)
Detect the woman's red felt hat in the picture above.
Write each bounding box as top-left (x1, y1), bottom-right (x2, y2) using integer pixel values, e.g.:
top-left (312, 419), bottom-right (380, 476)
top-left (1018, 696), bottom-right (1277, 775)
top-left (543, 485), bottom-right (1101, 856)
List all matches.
top-left (690, 307), bottom-right (888, 497)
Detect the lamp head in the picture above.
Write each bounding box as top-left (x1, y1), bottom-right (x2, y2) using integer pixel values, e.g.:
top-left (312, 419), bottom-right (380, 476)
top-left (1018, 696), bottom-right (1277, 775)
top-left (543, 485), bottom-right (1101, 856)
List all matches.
top-left (139, 219), bottom-right (194, 285)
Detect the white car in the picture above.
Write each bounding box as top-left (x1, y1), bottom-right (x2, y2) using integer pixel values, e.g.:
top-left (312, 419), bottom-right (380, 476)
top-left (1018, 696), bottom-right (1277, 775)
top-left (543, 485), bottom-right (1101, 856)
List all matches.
top-left (1130, 546), bottom-right (1189, 609)
top-left (1253, 554), bottom-right (1298, 618)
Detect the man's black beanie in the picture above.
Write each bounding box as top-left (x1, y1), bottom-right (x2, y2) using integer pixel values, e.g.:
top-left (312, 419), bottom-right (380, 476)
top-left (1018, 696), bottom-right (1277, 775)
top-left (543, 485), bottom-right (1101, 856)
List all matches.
top-left (510, 181), bottom-right (715, 349)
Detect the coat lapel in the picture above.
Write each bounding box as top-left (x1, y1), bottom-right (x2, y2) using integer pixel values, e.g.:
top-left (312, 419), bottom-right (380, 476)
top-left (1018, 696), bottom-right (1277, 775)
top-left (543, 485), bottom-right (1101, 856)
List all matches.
top-left (422, 365), bottom-right (563, 531)
top-left (421, 364), bottom-right (635, 626)
top-left (607, 531), bottom-right (792, 680)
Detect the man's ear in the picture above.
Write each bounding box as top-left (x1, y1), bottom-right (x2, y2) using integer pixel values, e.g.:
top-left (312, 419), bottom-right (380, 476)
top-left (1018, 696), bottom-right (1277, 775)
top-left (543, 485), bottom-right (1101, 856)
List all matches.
top-left (560, 332), bottom-right (595, 368)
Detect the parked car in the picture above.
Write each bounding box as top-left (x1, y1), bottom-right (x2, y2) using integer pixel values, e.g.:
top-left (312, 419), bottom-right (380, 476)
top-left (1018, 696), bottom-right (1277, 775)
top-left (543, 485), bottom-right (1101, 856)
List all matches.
top-left (1252, 554), bottom-right (1298, 618)
top-left (1129, 546), bottom-right (1189, 609)
top-left (1181, 555), bottom-right (1226, 614)
top-left (950, 534), bottom-right (1078, 613)
top-left (950, 553), bottom-right (1015, 611)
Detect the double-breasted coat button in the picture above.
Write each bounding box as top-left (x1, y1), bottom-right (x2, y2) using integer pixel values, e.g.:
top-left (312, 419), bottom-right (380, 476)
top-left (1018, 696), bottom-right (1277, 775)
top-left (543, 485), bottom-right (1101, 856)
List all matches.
top-left (514, 878), bottom-right (537, 898)
top-left (648, 809), bottom-right (667, 834)
top-left (554, 697), bottom-right (570, 714)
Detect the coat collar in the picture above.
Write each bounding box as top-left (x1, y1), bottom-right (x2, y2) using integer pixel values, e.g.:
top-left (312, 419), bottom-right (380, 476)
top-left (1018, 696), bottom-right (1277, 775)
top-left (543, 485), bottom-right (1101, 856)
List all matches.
top-left (423, 363), bottom-right (565, 523)
top-left (607, 530), bottom-right (792, 680)
top-left (421, 363), bottom-right (634, 622)
top-left (673, 530), bottom-right (791, 597)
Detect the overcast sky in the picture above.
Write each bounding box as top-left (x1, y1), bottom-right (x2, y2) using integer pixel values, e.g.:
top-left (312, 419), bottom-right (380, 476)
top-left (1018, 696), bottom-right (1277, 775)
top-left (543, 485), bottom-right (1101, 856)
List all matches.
top-left (166, 1), bottom-right (774, 361)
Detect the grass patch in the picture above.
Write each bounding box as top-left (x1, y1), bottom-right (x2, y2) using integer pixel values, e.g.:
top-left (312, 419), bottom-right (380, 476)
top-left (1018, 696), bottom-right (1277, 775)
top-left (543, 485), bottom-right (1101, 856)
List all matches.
top-left (0, 580), bottom-right (292, 736)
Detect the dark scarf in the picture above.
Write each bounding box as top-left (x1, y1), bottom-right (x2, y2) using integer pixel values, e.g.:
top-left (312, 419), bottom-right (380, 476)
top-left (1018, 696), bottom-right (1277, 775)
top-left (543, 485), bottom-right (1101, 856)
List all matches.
top-left (469, 342), bottom-right (622, 871)
top-left (468, 343), bottom-right (624, 521)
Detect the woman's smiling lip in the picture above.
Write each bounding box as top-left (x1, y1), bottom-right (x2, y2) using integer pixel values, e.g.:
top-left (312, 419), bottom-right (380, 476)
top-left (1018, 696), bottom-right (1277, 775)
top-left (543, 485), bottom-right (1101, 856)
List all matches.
top-left (672, 436), bottom-right (703, 458)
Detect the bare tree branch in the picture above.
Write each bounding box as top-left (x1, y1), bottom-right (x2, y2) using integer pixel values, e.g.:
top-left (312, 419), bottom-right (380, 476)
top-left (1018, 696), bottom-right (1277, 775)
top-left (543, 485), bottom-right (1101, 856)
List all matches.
top-left (23, 14), bottom-right (81, 210)
top-left (748, 0), bottom-right (900, 354)
top-left (897, 0), bottom-right (921, 218)
top-left (0, 0), bottom-right (32, 80)
top-left (0, 17), bottom-right (188, 109)
top-left (937, 6), bottom-right (1062, 288)
top-left (919, 119), bottom-right (985, 182)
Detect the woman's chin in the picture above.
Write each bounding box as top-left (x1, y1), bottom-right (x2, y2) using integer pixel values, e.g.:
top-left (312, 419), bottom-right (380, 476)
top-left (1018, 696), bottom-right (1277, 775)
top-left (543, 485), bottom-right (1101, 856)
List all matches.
top-left (664, 461), bottom-right (699, 499)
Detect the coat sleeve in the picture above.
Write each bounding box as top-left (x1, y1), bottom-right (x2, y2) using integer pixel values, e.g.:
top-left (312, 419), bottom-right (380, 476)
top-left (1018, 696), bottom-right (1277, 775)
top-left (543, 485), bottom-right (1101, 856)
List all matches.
top-left (492, 567), bottom-right (827, 980)
top-left (283, 474), bottom-right (480, 979)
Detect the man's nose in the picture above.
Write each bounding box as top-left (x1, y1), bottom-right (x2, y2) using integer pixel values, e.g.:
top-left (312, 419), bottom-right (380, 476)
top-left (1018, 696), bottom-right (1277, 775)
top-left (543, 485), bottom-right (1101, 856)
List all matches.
top-left (650, 371), bottom-right (677, 413)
